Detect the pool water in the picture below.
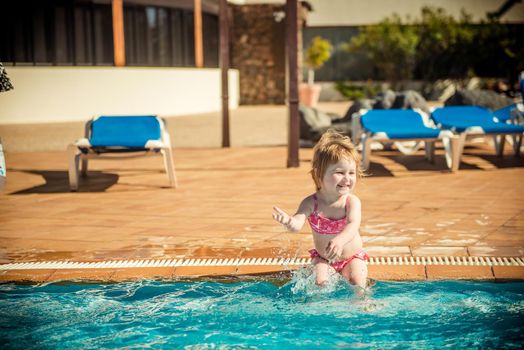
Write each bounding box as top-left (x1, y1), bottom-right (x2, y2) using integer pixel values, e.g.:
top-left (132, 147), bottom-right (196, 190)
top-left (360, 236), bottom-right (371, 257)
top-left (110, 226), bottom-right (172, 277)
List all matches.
top-left (0, 271), bottom-right (523, 349)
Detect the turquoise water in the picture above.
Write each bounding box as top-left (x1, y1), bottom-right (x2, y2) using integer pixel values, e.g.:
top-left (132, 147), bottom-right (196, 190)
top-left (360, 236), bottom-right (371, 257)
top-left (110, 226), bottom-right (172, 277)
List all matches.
top-left (0, 272), bottom-right (523, 349)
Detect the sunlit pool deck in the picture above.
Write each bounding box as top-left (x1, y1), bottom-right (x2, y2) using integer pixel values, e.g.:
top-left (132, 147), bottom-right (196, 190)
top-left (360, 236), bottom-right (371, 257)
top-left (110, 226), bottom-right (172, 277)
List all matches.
top-left (1, 104), bottom-right (523, 283)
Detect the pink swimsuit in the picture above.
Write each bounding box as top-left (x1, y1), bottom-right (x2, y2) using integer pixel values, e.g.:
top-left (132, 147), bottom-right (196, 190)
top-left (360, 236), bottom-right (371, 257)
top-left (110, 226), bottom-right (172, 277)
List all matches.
top-left (308, 194), bottom-right (369, 272)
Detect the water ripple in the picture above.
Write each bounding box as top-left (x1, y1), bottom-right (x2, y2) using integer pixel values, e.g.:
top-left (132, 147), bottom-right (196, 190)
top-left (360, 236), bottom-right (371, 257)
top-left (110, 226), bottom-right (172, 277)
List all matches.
top-left (0, 277), bottom-right (523, 349)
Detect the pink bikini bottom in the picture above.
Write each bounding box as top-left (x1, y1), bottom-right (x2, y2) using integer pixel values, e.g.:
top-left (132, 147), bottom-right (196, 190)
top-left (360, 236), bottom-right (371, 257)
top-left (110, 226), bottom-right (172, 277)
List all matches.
top-left (309, 249), bottom-right (369, 273)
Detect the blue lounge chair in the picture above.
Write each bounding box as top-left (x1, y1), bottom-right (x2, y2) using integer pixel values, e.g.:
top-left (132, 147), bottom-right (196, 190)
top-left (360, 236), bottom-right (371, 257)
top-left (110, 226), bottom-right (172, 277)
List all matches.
top-left (493, 103), bottom-right (524, 124)
top-left (67, 115), bottom-right (177, 191)
top-left (353, 109), bottom-right (457, 171)
top-left (430, 106), bottom-right (524, 168)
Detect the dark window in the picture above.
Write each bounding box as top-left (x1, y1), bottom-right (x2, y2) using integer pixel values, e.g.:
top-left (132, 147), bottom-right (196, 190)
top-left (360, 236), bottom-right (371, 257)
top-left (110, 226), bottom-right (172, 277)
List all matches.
top-left (124, 4), bottom-right (200, 67)
top-left (0, 0), bottom-right (113, 66)
top-left (0, 0), bottom-right (219, 68)
top-left (203, 12), bottom-right (219, 67)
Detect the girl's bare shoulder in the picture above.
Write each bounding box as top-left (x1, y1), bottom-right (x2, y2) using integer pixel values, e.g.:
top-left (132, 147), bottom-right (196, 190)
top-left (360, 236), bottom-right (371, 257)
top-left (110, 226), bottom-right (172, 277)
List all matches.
top-left (297, 194), bottom-right (316, 215)
top-left (348, 193), bottom-right (361, 206)
top-left (346, 194), bottom-right (362, 218)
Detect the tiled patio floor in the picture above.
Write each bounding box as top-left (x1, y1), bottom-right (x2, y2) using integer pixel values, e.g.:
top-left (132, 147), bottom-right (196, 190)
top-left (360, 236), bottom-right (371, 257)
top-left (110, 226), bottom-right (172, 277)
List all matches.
top-left (1, 138), bottom-right (523, 282)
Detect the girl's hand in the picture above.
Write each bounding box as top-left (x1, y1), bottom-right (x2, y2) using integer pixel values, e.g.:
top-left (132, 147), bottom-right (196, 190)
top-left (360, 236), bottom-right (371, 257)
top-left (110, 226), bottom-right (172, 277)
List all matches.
top-left (326, 236), bottom-right (344, 261)
top-left (272, 207), bottom-right (293, 230)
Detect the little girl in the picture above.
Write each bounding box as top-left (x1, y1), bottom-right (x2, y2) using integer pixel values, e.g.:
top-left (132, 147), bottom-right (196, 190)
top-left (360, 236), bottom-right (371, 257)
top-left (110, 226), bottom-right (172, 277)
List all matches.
top-left (273, 130), bottom-right (369, 291)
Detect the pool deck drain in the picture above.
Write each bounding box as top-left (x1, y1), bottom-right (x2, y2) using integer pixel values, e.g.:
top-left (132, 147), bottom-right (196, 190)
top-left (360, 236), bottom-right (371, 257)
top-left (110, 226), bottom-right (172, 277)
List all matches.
top-left (2, 256), bottom-right (524, 269)
top-left (1, 256), bottom-right (523, 283)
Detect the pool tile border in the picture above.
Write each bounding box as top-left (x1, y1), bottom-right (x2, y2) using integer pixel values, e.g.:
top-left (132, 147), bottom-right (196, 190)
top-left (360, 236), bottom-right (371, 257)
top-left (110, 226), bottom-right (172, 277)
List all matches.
top-left (1, 256), bottom-right (523, 282)
top-left (425, 265), bottom-right (495, 280)
top-left (1, 256), bottom-right (522, 270)
top-left (367, 265), bottom-right (427, 281)
top-left (492, 266), bottom-right (524, 280)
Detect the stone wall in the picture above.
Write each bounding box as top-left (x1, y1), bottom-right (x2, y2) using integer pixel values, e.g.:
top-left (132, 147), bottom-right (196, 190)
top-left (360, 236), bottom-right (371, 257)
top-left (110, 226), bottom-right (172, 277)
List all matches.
top-left (231, 3), bottom-right (307, 105)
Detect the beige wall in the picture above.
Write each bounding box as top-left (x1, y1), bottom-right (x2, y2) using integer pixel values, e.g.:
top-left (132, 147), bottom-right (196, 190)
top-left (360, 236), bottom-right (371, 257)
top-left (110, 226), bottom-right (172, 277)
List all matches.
top-left (307, 0), bottom-right (524, 26)
top-left (0, 67), bottom-right (239, 124)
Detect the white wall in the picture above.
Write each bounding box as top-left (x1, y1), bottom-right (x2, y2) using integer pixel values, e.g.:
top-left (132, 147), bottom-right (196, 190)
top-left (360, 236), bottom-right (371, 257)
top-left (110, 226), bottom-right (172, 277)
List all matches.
top-left (0, 67), bottom-right (239, 124)
top-left (307, 0), bottom-right (524, 26)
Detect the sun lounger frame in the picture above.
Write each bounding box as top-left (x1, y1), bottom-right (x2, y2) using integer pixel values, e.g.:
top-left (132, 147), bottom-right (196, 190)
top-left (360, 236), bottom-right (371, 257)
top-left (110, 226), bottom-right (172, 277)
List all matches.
top-left (67, 115), bottom-right (177, 191)
top-left (430, 106), bottom-right (524, 170)
top-left (353, 108), bottom-right (460, 171)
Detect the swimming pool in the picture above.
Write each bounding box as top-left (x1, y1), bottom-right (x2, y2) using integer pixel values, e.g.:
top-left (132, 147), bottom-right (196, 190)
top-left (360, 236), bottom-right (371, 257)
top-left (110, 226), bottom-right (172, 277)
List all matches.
top-left (1, 272), bottom-right (523, 349)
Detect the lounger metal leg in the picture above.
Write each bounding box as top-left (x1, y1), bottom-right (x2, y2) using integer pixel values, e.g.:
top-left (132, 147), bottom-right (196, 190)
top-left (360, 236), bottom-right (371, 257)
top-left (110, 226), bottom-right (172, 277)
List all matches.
top-left (451, 134), bottom-right (465, 172)
top-left (162, 147), bottom-right (178, 188)
top-left (361, 134), bottom-right (372, 171)
top-left (351, 114), bottom-right (362, 145)
top-left (81, 157), bottom-right (88, 177)
top-left (443, 136), bottom-right (452, 170)
top-left (443, 134), bottom-right (463, 172)
top-left (513, 135), bottom-right (522, 156)
top-left (424, 141), bottom-right (435, 163)
top-left (494, 135), bottom-right (506, 157)
top-left (67, 144), bottom-right (80, 191)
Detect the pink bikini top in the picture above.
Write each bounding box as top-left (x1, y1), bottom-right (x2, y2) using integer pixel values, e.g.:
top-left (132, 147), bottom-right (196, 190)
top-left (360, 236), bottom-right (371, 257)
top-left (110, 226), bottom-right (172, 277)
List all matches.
top-left (308, 194), bottom-right (348, 235)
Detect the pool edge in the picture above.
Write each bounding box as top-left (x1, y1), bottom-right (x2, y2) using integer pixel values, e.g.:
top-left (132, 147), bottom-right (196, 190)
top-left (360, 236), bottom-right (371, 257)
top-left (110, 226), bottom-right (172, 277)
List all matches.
top-left (1, 256), bottom-right (523, 283)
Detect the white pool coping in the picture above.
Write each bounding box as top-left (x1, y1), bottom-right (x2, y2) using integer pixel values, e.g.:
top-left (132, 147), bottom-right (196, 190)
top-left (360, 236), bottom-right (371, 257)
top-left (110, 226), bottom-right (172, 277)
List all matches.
top-left (0, 256), bottom-right (523, 270)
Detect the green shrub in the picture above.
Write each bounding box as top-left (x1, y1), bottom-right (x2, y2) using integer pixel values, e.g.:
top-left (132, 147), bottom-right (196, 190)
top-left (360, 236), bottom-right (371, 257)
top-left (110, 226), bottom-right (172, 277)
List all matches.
top-left (304, 36), bottom-right (333, 85)
top-left (415, 7), bottom-right (475, 80)
top-left (344, 14), bottom-right (419, 86)
top-left (342, 6), bottom-right (524, 85)
top-left (335, 81), bottom-right (381, 100)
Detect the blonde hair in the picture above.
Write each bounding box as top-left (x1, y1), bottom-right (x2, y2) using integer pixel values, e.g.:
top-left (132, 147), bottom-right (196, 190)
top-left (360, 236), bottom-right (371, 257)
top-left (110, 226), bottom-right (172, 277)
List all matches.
top-left (310, 130), bottom-right (363, 190)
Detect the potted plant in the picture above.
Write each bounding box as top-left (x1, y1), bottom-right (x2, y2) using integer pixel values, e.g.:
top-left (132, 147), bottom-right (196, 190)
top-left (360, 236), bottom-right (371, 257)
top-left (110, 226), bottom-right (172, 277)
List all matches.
top-left (300, 36), bottom-right (333, 107)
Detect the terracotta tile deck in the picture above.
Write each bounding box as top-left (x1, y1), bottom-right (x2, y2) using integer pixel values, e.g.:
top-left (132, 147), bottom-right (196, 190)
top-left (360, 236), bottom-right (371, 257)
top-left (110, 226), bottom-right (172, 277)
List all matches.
top-left (1, 103), bottom-right (523, 282)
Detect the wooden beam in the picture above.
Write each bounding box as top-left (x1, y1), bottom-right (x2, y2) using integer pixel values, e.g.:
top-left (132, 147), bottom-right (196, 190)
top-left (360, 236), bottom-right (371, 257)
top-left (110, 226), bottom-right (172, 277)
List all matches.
top-left (286, 0), bottom-right (299, 167)
top-left (194, 0), bottom-right (204, 68)
top-left (112, 0), bottom-right (125, 67)
top-left (219, 0), bottom-right (230, 147)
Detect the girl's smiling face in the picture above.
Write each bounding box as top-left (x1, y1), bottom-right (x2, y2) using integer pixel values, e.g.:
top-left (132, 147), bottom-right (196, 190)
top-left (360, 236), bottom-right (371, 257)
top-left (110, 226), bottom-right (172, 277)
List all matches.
top-left (321, 158), bottom-right (357, 196)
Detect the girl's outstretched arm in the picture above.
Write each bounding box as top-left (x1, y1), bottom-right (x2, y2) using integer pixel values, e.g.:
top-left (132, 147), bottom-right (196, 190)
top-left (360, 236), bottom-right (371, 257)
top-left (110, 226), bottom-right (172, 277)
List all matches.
top-left (272, 197), bottom-right (312, 232)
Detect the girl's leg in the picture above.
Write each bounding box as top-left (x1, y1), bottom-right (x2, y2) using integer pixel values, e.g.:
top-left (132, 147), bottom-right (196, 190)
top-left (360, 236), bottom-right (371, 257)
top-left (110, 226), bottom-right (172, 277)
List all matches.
top-left (313, 257), bottom-right (331, 286)
top-left (341, 258), bottom-right (368, 291)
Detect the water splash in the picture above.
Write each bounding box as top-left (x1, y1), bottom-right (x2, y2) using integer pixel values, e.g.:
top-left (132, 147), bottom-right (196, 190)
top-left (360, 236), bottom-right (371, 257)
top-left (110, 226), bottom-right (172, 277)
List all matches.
top-left (289, 265), bottom-right (343, 296)
top-left (1, 280), bottom-right (523, 349)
